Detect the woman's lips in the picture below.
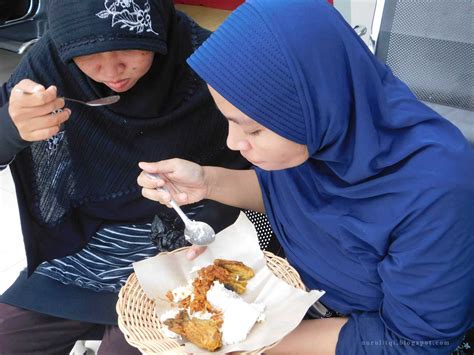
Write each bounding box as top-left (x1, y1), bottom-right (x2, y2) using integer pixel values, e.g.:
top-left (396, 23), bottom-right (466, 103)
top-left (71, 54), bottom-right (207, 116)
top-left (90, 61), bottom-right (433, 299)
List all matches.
top-left (105, 79), bottom-right (130, 91)
top-left (241, 153), bottom-right (263, 165)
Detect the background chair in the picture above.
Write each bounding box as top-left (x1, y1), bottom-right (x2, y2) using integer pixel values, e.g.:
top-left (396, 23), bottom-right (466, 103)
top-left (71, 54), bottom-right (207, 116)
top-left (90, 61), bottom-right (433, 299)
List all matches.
top-left (369, 0), bottom-right (473, 144)
top-left (0, 0), bottom-right (49, 54)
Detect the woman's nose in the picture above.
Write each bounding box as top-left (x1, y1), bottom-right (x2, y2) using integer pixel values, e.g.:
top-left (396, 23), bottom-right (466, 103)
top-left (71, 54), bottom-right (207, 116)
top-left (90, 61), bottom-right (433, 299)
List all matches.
top-left (100, 54), bottom-right (126, 77)
top-left (226, 123), bottom-right (248, 152)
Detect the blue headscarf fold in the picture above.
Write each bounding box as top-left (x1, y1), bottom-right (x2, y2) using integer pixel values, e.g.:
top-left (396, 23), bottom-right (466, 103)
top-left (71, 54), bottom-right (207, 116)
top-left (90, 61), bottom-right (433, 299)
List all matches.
top-left (188, 0), bottom-right (474, 345)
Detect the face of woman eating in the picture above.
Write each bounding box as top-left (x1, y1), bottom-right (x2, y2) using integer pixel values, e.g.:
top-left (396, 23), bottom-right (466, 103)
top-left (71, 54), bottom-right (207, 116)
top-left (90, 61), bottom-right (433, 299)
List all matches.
top-left (73, 50), bottom-right (154, 93)
top-left (209, 86), bottom-right (309, 171)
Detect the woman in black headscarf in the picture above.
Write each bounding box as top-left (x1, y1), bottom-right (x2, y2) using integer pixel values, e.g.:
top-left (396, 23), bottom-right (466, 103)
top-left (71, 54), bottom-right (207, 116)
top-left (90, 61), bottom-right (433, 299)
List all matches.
top-left (0, 0), bottom-right (247, 353)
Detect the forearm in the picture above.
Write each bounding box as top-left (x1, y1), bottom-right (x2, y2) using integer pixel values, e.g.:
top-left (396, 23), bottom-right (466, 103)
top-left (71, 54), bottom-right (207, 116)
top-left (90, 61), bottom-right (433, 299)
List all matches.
top-left (204, 167), bottom-right (264, 213)
top-left (266, 317), bottom-right (348, 355)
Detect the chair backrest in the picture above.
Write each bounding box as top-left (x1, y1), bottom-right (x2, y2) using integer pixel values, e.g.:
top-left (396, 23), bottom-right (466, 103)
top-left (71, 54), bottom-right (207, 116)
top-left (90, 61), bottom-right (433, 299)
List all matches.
top-left (371, 0), bottom-right (473, 111)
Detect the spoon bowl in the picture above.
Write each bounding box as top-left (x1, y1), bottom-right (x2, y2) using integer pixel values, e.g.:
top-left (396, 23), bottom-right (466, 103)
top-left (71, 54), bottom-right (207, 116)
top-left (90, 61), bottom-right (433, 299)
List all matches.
top-left (169, 199), bottom-right (216, 246)
top-left (146, 173), bottom-right (216, 246)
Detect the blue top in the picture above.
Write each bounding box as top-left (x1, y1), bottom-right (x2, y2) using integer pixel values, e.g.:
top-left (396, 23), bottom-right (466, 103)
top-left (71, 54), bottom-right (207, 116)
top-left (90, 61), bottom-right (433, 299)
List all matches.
top-left (187, 0), bottom-right (474, 353)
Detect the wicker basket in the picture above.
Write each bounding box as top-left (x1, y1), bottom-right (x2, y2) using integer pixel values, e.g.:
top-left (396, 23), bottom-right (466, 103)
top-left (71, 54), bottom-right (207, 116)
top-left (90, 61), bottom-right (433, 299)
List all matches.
top-left (117, 249), bottom-right (306, 354)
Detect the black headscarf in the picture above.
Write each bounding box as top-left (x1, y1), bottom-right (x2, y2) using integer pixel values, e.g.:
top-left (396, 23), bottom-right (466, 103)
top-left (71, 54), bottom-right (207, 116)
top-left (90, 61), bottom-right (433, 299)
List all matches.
top-left (8, 0), bottom-right (245, 273)
top-left (48, 0), bottom-right (196, 117)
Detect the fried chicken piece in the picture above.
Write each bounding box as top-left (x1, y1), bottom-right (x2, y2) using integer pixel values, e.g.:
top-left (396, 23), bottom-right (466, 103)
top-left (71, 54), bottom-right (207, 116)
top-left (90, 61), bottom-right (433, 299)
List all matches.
top-left (214, 259), bottom-right (255, 294)
top-left (164, 310), bottom-right (222, 352)
top-left (189, 260), bottom-right (256, 313)
top-left (190, 264), bottom-right (230, 313)
top-left (214, 259), bottom-right (255, 280)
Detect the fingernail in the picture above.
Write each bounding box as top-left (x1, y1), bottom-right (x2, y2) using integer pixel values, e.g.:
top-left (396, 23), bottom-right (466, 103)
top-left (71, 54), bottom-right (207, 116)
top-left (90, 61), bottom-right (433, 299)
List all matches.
top-left (145, 173), bottom-right (157, 180)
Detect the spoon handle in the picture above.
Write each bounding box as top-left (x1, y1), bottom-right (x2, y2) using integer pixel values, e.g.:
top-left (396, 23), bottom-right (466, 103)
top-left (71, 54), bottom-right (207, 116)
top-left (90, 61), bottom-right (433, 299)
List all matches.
top-left (16, 88), bottom-right (67, 100)
top-left (146, 173), bottom-right (192, 224)
top-left (62, 97), bottom-right (85, 105)
top-left (168, 199), bottom-right (192, 224)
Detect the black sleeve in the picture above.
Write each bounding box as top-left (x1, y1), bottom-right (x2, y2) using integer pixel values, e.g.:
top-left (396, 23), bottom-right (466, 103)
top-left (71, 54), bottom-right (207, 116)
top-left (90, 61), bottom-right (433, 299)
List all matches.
top-left (0, 83), bottom-right (31, 166)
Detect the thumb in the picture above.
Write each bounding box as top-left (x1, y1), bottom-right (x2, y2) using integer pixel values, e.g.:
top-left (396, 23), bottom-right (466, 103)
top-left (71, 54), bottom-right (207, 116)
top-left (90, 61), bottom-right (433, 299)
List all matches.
top-left (139, 161), bottom-right (176, 174)
top-left (186, 246), bottom-right (207, 260)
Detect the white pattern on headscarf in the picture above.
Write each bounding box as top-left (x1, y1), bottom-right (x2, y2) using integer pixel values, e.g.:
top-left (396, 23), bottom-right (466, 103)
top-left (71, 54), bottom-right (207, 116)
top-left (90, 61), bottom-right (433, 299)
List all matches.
top-left (96, 0), bottom-right (159, 36)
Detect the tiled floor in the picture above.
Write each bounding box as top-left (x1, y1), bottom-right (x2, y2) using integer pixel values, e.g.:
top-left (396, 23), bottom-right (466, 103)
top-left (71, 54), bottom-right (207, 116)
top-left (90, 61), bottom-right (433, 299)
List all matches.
top-left (0, 50), bottom-right (25, 295)
top-left (0, 167), bottom-right (25, 293)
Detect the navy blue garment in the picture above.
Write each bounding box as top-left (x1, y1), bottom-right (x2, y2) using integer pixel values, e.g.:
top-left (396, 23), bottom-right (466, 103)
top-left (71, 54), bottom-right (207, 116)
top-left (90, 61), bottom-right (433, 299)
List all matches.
top-left (187, 0), bottom-right (474, 353)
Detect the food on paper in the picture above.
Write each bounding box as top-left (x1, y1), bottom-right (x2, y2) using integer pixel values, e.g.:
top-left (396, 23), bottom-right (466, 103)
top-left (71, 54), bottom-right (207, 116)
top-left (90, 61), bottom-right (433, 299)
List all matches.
top-left (165, 310), bottom-right (222, 351)
top-left (160, 259), bottom-right (265, 351)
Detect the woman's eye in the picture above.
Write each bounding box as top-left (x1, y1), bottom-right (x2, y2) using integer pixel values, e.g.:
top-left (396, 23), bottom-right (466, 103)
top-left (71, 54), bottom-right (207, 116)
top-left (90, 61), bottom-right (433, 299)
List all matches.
top-left (247, 130), bottom-right (261, 136)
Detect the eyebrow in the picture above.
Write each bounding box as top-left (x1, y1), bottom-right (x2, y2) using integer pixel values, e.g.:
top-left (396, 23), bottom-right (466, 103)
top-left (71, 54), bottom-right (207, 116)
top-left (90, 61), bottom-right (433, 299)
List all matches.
top-left (226, 115), bottom-right (254, 126)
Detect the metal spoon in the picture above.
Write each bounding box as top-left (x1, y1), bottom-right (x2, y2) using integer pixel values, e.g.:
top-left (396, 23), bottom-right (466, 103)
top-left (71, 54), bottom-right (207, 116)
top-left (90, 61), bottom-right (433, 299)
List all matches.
top-left (17, 89), bottom-right (120, 107)
top-left (146, 173), bottom-right (216, 246)
top-left (63, 95), bottom-right (120, 107)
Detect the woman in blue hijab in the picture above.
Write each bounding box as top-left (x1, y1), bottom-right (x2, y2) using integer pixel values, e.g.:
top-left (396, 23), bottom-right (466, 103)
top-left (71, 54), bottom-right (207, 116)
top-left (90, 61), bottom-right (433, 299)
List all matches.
top-left (138, 0), bottom-right (474, 353)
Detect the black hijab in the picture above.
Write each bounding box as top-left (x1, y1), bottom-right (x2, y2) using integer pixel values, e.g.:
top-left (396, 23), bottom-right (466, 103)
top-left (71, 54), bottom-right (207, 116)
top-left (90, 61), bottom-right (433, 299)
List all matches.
top-left (8, 0), bottom-right (244, 273)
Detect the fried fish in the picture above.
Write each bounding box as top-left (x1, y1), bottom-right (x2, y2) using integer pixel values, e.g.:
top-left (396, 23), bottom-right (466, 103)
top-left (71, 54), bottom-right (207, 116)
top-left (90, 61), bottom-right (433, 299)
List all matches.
top-left (164, 310), bottom-right (222, 351)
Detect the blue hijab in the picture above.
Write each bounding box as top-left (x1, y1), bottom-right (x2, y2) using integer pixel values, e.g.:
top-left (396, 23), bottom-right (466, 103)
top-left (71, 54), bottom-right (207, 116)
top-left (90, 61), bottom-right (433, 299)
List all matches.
top-left (188, 0), bottom-right (474, 348)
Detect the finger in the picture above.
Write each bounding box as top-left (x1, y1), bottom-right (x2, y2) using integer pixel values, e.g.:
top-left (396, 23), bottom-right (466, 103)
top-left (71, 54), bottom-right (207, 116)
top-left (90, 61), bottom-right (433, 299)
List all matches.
top-left (137, 172), bottom-right (165, 189)
top-left (25, 126), bottom-right (61, 142)
top-left (15, 79), bottom-right (45, 94)
top-left (138, 159), bottom-right (179, 175)
top-left (186, 246), bottom-right (207, 260)
top-left (18, 109), bottom-right (71, 132)
top-left (13, 85), bottom-right (58, 108)
top-left (175, 192), bottom-right (188, 203)
top-left (141, 187), bottom-right (173, 204)
top-left (17, 97), bottom-right (67, 118)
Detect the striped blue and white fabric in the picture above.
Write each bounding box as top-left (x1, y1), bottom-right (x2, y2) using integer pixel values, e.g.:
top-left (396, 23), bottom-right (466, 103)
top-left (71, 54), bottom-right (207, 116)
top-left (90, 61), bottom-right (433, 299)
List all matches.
top-left (35, 224), bottom-right (159, 293)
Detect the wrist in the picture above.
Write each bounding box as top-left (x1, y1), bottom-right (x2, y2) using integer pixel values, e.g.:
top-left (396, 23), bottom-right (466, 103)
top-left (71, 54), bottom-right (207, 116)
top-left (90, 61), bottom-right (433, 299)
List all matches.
top-left (202, 166), bottom-right (216, 200)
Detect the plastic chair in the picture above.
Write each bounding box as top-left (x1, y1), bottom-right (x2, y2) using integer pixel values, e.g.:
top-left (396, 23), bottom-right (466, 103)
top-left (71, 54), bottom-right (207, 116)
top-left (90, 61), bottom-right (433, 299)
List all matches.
top-left (369, 0), bottom-right (473, 144)
top-left (0, 0), bottom-right (49, 53)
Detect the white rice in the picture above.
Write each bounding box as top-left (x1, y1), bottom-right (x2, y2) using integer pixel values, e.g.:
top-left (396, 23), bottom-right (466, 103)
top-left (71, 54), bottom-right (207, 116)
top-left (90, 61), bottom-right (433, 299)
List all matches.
top-left (207, 281), bottom-right (265, 345)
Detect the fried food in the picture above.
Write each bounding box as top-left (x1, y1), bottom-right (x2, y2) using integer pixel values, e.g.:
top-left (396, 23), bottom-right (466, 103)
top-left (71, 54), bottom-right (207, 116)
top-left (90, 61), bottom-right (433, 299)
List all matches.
top-left (214, 259), bottom-right (255, 281)
top-left (190, 263), bottom-right (230, 313)
top-left (189, 259), bottom-right (255, 313)
top-left (215, 259), bottom-right (255, 294)
top-left (163, 259), bottom-right (258, 352)
top-left (164, 310), bottom-right (222, 352)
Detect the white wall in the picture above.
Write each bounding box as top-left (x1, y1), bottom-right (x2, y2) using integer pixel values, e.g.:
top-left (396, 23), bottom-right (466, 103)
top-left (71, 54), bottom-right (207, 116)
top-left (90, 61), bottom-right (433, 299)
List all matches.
top-left (334, 0), bottom-right (377, 44)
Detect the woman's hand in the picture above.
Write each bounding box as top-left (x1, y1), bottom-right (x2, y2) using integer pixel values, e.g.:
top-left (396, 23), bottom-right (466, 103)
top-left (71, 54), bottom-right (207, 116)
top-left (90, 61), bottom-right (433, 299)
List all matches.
top-left (185, 245), bottom-right (207, 260)
top-left (138, 159), bottom-right (212, 261)
top-left (138, 159), bottom-right (209, 206)
top-left (9, 79), bottom-right (70, 142)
